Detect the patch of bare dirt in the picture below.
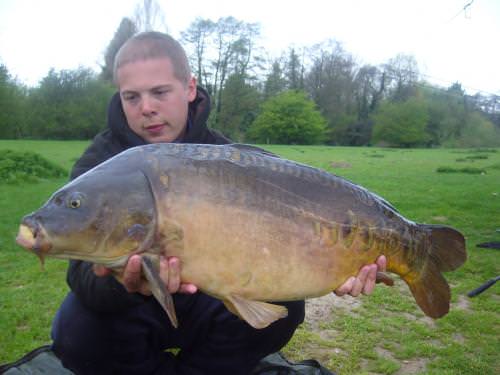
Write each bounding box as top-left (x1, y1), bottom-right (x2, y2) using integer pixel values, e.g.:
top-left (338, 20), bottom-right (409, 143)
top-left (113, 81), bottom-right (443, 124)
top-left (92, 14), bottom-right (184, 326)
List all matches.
top-left (375, 347), bottom-right (429, 375)
top-left (452, 333), bottom-right (465, 344)
top-left (396, 358), bottom-right (429, 374)
top-left (318, 329), bottom-right (340, 341)
top-left (453, 295), bottom-right (472, 311)
top-left (305, 294), bottom-right (362, 327)
top-left (375, 346), bottom-right (396, 360)
top-left (302, 284), bottom-right (433, 374)
top-left (429, 339), bottom-right (444, 348)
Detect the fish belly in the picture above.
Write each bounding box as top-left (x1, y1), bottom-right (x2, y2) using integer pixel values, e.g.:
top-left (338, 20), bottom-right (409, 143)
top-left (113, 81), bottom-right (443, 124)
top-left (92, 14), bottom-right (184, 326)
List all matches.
top-left (166, 196), bottom-right (381, 302)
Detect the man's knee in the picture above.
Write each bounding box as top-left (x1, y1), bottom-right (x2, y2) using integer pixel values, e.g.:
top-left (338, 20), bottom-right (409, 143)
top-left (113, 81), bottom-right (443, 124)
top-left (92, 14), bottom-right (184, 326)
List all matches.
top-left (265, 300), bottom-right (305, 350)
top-left (51, 292), bottom-right (111, 374)
top-left (282, 300), bottom-right (306, 327)
top-left (240, 300), bottom-right (305, 359)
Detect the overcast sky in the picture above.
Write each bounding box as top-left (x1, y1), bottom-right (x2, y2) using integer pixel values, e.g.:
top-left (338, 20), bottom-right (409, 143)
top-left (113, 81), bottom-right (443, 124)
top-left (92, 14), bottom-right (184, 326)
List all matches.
top-left (0, 0), bottom-right (499, 95)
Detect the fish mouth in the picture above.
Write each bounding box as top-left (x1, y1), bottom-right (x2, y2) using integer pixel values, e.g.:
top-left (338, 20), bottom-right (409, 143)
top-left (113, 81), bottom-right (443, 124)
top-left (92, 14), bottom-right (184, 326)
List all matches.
top-left (16, 222), bottom-right (52, 266)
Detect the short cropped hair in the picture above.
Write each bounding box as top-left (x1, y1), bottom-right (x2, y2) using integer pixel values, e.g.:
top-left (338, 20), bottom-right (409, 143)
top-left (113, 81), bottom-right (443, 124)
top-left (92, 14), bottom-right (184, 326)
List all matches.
top-left (113, 31), bottom-right (192, 85)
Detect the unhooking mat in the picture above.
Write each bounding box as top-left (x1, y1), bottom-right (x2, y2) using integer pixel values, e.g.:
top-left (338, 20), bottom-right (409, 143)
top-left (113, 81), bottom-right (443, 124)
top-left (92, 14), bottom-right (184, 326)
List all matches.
top-left (0, 346), bottom-right (334, 375)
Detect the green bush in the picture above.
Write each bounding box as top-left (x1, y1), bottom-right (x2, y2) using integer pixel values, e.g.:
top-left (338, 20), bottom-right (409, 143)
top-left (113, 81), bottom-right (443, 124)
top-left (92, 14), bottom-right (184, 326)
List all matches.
top-left (0, 150), bottom-right (67, 184)
top-left (436, 166), bottom-right (485, 174)
top-left (465, 155), bottom-right (489, 160)
top-left (247, 90), bottom-right (327, 145)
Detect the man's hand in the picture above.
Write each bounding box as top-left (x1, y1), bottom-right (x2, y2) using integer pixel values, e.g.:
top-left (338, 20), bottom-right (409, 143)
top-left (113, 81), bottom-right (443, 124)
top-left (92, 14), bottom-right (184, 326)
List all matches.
top-left (334, 255), bottom-right (387, 297)
top-left (93, 255), bottom-right (198, 296)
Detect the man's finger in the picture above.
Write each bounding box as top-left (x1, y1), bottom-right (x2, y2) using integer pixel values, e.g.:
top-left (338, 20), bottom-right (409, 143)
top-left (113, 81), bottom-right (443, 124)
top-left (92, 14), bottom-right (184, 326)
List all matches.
top-left (362, 264), bottom-right (378, 295)
top-left (159, 255), bottom-right (169, 286)
top-left (334, 276), bottom-right (355, 296)
top-left (123, 255), bottom-right (143, 293)
top-left (93, 264), bottom-right (111, 277)
top-left (351, 265), bottom-right (370, 297)
top-left (167, 257), bottom-right (181, 294)
top-left (138, 283), bottom-right (152, 296)
top-left (179, 283), bottom-right (198, 294)
top-left (376, 255), bottom-right (387, 272)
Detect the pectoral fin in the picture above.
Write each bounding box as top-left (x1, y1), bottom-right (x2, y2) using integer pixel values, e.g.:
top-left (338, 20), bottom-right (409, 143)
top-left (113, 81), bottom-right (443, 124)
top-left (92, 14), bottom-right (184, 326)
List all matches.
top-left (141, 255), bottom-right (178, 328)
top-left (225, 295), bottom-right (288, 329)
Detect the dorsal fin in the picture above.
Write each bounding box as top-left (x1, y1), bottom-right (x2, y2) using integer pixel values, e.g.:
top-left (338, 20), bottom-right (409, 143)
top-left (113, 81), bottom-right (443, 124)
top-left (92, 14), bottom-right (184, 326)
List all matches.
top-left (229, 144), bottom-right (280, 158)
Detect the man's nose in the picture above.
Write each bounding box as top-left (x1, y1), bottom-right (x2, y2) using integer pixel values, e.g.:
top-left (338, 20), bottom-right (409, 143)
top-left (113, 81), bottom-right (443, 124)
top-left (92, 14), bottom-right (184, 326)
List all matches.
top-left (141, 96), bottom-right (157, 116)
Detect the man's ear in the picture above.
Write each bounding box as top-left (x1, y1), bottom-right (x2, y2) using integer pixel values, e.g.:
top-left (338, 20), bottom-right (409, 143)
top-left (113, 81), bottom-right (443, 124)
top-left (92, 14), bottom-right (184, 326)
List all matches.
top-left (187, 76), bottom-right (197, 102)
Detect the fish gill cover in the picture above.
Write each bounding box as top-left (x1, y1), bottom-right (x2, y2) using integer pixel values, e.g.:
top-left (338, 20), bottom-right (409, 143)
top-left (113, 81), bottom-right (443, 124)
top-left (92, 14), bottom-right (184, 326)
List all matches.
top-left (0, 149), bottom-right (67, 184)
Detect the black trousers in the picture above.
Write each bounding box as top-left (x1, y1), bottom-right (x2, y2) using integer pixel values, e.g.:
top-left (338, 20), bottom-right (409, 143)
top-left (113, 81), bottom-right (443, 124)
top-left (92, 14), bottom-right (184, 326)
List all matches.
top-left (51, 292), bottom-right (305, 375)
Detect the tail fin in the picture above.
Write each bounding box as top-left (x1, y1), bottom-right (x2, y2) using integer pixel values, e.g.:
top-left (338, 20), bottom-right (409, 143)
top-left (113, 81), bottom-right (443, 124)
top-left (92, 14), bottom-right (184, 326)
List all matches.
top-left (404, 225), bottom-right (466, 318)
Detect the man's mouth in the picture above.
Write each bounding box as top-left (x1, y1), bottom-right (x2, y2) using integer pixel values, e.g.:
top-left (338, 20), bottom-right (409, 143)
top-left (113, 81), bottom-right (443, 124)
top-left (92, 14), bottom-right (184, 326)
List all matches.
top-left (145, 124), bottom-right (166, 135)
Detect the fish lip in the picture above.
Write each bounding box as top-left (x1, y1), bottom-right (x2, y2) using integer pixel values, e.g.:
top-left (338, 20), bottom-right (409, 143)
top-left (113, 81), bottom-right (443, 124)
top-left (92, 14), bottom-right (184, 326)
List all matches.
top-left (16, 223), bottom-right (52, 262)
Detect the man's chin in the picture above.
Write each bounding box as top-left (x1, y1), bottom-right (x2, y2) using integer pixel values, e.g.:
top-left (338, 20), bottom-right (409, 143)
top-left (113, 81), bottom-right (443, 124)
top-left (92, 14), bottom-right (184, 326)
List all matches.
top-left (143, 131), bottom-right (180, 144)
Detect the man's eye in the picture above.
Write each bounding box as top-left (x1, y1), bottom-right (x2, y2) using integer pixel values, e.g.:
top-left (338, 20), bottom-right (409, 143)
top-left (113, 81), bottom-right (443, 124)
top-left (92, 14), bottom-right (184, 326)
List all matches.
top-left (123, 94), bottom-right (138, 102)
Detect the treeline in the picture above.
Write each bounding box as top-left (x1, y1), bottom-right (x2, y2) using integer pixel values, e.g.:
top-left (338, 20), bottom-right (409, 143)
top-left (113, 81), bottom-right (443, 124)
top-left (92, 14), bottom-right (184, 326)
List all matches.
top-left (0, 66), bottom-right (114, 140)
top-left (1, 14), bottom-right (499, 147)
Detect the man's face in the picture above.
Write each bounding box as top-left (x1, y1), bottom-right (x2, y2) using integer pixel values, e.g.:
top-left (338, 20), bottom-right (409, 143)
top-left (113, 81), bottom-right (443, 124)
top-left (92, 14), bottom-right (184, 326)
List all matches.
top-left (116, 57), bottom-right (197, 143)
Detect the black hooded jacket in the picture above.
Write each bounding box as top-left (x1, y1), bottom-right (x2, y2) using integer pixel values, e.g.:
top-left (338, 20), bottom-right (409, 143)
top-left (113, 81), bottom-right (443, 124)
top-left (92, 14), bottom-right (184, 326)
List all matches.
top-left (67, 87), bottom-right (231, 312)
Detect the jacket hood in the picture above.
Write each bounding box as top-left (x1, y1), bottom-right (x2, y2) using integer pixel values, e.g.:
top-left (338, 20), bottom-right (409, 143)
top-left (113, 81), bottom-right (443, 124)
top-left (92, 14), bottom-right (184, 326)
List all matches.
top-left (107, 86), bottom-right (212, 147)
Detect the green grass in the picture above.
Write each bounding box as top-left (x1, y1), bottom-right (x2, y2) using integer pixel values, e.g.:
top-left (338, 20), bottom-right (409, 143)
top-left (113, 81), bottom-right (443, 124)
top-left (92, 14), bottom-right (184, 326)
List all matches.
top-left (0, 142), bottom-right (499, 374)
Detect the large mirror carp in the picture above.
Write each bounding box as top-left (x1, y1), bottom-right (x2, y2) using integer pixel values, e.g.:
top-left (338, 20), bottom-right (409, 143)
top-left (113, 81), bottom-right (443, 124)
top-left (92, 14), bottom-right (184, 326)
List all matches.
top-left (16, 144), bottom-right (467, 329)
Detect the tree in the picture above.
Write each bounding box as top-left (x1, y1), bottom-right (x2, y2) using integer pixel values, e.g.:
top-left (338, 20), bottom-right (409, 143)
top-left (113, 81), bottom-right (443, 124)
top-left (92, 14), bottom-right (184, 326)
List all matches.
top-left (354, 65), bottom-right (385, 120)
top-left (133, 0), bottom-right (167, 32)
top-left (304, 40), bottom-right (357, 144)
top-left (451, 112), bottom-right (500, 147)
top-left (263, 60), bottom-right (287, 99)
top-left (264, 60), bottom-right (287, 99)
top-left (210, 17), bottom-right (260, 125)
top-left (181, 18), bottom-right (216, 88)
top-left (345, 65), bottom-right (385, 145)
top-left (383, 54), bottom-right (419, 102)
top-left (423, 82), bottom-right (476, 145)
top-left (101, 18), bottom-right (137, 82)
top-left (247, 90), bottom-right (327, 144)
top-left (217, 73), bottom-right (262, 141)
top-left (29, 68), bottom-right (114, 139)
top-left (285, 48), bottom-right (304, 90)
top-left (471, 93), bottom-right (500, 130)
top-left (181, 17), bottom-right (261, 128)
top-left (372, 96), bottom-right (429, 147)
top-left (0, 64), bottom-right (28, 138)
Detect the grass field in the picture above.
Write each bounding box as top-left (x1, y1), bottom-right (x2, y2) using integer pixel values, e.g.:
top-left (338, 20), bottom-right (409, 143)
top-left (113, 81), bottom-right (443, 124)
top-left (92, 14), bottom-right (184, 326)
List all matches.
top-left (0, 140), bottom-right (499, 374)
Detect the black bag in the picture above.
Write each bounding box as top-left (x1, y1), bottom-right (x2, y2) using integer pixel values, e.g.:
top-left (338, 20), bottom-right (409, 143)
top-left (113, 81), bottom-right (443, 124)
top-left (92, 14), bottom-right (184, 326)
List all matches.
top-left (0, 346), bottom-right (74, 374)
top-left (252, 352), bottom-right (335, 375)
top-left (1, 347), bottom-right (334, 375)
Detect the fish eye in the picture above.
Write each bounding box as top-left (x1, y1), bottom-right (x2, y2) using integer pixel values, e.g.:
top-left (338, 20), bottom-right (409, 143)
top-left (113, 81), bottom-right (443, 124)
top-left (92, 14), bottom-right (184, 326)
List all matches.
top-left (67, 193), bottom-right (84, 209)
top-left (69, 199), bottom-right (81, 209)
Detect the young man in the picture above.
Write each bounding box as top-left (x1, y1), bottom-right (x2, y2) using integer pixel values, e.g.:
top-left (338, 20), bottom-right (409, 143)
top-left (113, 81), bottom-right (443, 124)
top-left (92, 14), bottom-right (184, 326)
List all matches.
top-left (51, 32), bottom-right (386, 375)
